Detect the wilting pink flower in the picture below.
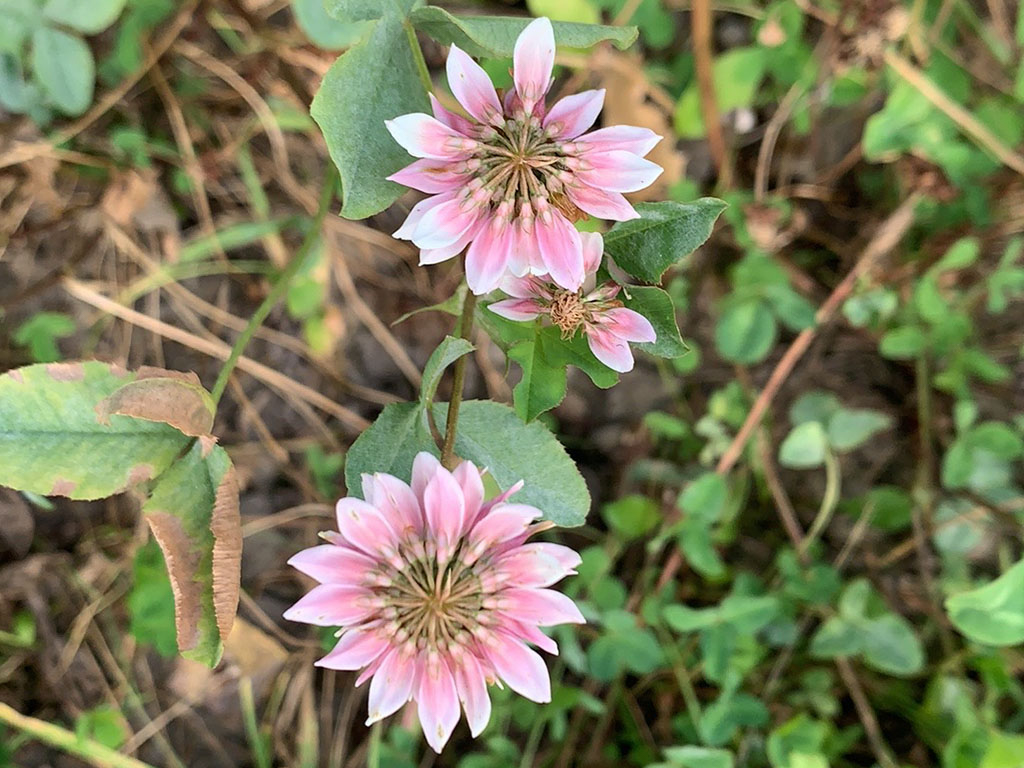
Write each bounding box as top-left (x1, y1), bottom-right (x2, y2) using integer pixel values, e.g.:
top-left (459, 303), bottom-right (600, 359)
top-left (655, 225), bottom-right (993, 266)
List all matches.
top-left (488, 231), bottom-right (656, 372)
top-left (284, 453), bottom-right (584, 753)
top-left (385, 17), bottom-right (663, 296)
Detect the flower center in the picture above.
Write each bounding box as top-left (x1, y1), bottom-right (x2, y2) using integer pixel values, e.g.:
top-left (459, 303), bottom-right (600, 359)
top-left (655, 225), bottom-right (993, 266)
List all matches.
top-left (475, 119), bottom-right (568, 209)
top-left (549, 290), bottom-right (586, 339)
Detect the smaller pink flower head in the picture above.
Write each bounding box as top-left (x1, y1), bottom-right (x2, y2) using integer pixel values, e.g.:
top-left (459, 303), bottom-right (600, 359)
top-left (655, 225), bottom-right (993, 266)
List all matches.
top-left (488, 232), bottom-right (656, 373)
top-left (284, 453), bottom-right (584, 753)
top-left (385, 17), bottom-right (663, 296)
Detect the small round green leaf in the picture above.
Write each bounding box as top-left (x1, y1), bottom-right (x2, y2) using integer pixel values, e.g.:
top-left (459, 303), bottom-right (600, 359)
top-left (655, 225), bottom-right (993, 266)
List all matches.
top-left (43, 0), bottom-right (127, 34)
top-left (31, 26), bottom-right (94, 115)
top-left (779, 422), bottom-right (828, 469)
top-left (715, 299), bottom-right (776, 364)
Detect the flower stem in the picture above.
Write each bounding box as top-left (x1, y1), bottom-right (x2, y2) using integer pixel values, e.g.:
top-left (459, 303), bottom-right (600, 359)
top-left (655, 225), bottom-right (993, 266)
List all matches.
top-left (441, 288), bottom-right (477, 469)
top-left (0, 702), bottom-right (156, 768)
top-left (209, 170), bottom-right (335, 406)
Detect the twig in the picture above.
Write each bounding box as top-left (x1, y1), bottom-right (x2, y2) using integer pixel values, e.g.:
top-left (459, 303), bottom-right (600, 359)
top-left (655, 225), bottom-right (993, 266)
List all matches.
top-left (883, 50), bottom-right (1024, 177)
top-left (0, 702), bottom-right (156, 768)
top-left (62, 278), bottom-right (369, 432)
top-left (692, 0), bottom-right (731, 186)
top-left (210, 174), bottom-right (335, 405)
top-left (441, 289), bottom-right (478, 469)
top-left (834, 659), bottom-right (900, 768)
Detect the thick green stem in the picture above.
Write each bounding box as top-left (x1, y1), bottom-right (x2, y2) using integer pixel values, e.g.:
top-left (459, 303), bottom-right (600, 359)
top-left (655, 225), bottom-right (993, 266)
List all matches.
top-left (441, 289), bottom-right (478, 469)
top-left (799, 449), bottom-right (841, 558)
top-left (210, 172), bottom-right (335, 406)
top-left (0, 702), bottom-right (156, 768)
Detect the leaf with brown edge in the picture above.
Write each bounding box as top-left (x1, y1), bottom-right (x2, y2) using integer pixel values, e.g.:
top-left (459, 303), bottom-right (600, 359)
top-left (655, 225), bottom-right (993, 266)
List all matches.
top-left (142, 440), bottom-right (240, 667)
top-left (0, 362), bottom-right (192, 499)
top-left (96, 373), bottom-right (216, 437)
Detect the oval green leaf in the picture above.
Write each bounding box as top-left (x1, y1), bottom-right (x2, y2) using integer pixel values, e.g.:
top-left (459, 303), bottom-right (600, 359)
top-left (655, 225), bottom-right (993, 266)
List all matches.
top-left (31, 26), bottom-right (94, 115)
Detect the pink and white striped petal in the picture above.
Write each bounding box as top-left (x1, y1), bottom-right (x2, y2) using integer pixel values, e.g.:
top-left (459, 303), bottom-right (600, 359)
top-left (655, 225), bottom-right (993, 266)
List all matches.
top-left (411, 195), bottom-right (484, 250)
top-left (602, 307), bottom-right (656, 343)
top-left (513, 17), bottom-right (555, 114)
top-left (487, 297), bottom-right (544, 322)
top-left (574, 150), bottom-right (664, 193)
top-left (423, 467), bottom-right (467, 560)
top-left (317, 627), bottom-right (389, 670)
top-left (566, 183), bottom-right (640, 222)
top-left (453, 460), bottom-right (485, 530)
top-left (572, 125), bottom-right (662, 156)
top-left (429, 93), bottom-right (478, 136)
top-left (452, 650), bottom-right (492, 737)
top-left (366, 647), bottom-right (416, 724)
top-left (282, 584), bottom-right (375, 626)
top-left (492, 543), bottom-right (581, 588)
top-left (534, 205), bottom-right (584, 291)
top-left (385, 113), bottom-right (477, 160)
top-left (393, 192), bottom-right (454, 241)
top-left (335, 498), bottom-right (399, 558)
top-left (465, 216), bottom-right (516, 295)
top-left (580, 231), bottom-right (604, 276)
top-left (387, 159), bottom-right (468, 194)
top-left (497, 588), bottom-right (586, 626)
top-left (586, 325), bottom-right (636, 373)
top-left (364, 472), bottom-right (424, 536)
top-left (447, 44), bottom-right (503, 125)
top-left (418, 218), bottom-right (482, 265)
top-left (287, 545), bottom-right (376, 585)
top-left (543, 89), bottom-right (605, 140)
top-left (482, 631), bottom-right (552, 703)
top-left (416, 654), bottom-right (461, 753)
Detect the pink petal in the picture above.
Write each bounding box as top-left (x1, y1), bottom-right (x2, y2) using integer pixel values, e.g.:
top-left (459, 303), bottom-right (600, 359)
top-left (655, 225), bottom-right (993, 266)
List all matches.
top-left (482, 630), bottom-right (551, 703)
top-left (502, 618), bottom-right (559, 655)
top-left (492, 543), bottom-right (581, 588)
top-left (453, 461), bottom-right (485, 531)
top-left (423, 466), bottom-right (466, 559)
top-left (575, 150), bottom-right (663, 193)
top-left (452, 649), bottom-right (492, 737)
top-left (393, 192), bottom-right (454, 241)
top-left (478, 480), bottom-right (524, 516)
top-left (602, 307), bottom-right (656, 343)
top-left (335, 498), bottom-right (398, 558)
top-left (287, 545), bottom-right (376, 585)
top-left (543, 89), bottom-right (605, 140)
top-left (416, 654), bottom-right (461, 753)
top-left (411, 195), bottom-right (484, 250)
top-left (580, 231), bottom-right (603, 276)
top-left (385, 113), bottom-right (477, 160)
top-left (466, 503), bottom-right (541, 562)
top-left (411, 451), bottom-right (442, 503)
top-left (534, 205), bottom-right (584, 291)
top-left (498, 588), bottom-right (586, 626)
top-left (283, 584), bottom-right (375, 626)
top-left (513, 17), bottom-right (555, 114)
top-left (419, 218), bottom-right (482, 265)
top-left (447, 44), bottom-right (502, 125)
top-left (317, 627), bottom-right (389, 670)
top-left (573, 125), bottom-right (662, 156)
top-left (566, 183), bottom-right (639, 222)
top-left (365, 472), bottom-right (423, 536)
top-left (387, 159), bottom-right (468, 194)
top-left (487, 298), bottom-right (544, 322)
top-left (366, 647), bottom-right (416, 724)
top-left (430, 93), bottom-right (478, 136)
top-left (586, 325), bottom-right (635, 373)
top-left (465, 216), bottom-right (515, 295)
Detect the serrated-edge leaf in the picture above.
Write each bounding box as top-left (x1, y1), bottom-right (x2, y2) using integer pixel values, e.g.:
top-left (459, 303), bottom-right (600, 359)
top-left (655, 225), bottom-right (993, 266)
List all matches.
top-left (622, 285), bottom-right (687, 358)
top-left (420, 336), bottom-right (475, 408)
top-left (410, 6), bottom-right (638, 58)
top-left (433, 400), bottom-right (589, 526)
top-left (508, 339), bottom-right (568, 422)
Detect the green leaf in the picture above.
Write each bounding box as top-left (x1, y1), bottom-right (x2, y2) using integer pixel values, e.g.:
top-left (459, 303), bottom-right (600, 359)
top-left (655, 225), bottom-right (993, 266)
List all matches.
top-left (675, 48), bottom-right (768, 138)
top-left (789, 391), bottom-right (841, 427)
top-left (766, 715), bottom-right (827, 768)
top-left (826, 408), bottom-right (892, 451)
top-left (779, 422), bottom-right (828, 469)
top-left (622, 285), bottom-right (687, 358)
top-left (292, 0), bottom-right (371, 49)
top-left (526, 0), bottom-right (600, 24)
top-left (663, 745), bottom-right (734, 768)
top-left (325, 0), bottom-right (417, 21)
top-left (12, 311), bottom-right (75, 362)
top-left (715, 299), bottom-right (777, 364)
top-left (678, 472), bottom-right (727, 523)
top-left (809, 616), bottom-right (861, 658)
top-left (717, 594), bottom-right (780, 633)
top-left (344, 402), bottom-right (437, 495)
top-left (75, 707), bottom-right (128, 750)
top-left (31, 26), bottom-right (94, 115)
top-left (310, 12), bottom-right (429, 219)
top-left (603, 200), bottom-right (727, 283)
top-left (0, 363), bottom-right (192, 499)
top-left (43, 0), bottom-right (126, 34)
top-left (879, 325), bottom-right (926, 359)
top-left (142, 441), bottom-right (239, 667)
top-left (0, 0), bottom-right (43, 54)
top-left (409, 6), bottom-right (638, 59)
top-left (128, 539), bottom-right (178, 657)
top-left (946, 559), bottom-right (1024, 646)
top-left (420, 335), bottom-right (475, 408)
top-left (602, 494), bottom-right (660, 540)
top-left (587, 609), bottom-right (664, 681)
top-left (433, 400), bottom-right (590, 527)
top-left (860, 613), bottom-right (924, 676)
top-left (537, 326), bottom-right (619, 388)
top-left (679, 522), bottom-right (727, 580)
top-left (508, 340), bottom-right (567, 422)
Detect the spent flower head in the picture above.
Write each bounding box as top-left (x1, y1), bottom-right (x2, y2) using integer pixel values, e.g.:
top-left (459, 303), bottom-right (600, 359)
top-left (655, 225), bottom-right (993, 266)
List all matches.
top-left (385, 17), bottom-right (663, 295)
top-left (488, 231), bottom-right (656, 372)
top-left (284, 452), bottom-right (584, 752)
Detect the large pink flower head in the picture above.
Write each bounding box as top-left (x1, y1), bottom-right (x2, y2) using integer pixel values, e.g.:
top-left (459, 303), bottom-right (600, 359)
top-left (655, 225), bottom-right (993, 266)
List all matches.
top-left (488, 231), bottom-right (657, 372)
top-left (284, 452), bottom-right (584, 753)
top-left (385, 17), bottom-right (663, 296)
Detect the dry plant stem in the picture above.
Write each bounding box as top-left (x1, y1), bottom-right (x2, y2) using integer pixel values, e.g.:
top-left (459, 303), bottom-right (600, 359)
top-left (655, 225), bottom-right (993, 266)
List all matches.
top-left (883, 50), bottom-right (1024, 176)
top-left (441, 289), bottom-right (479, 470)
top-left (692, 0), bottom-right (731, 186)
top-left (835, 659), bottom-right (899, 768)
top-left (654, 194), bottom-right (919, 595)
top-left (63, 278), bottom-right (369, 431)
top-left (210, 174), bottom-right (335, 405)
top-left (0, 702), bottom-right (156, 768)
